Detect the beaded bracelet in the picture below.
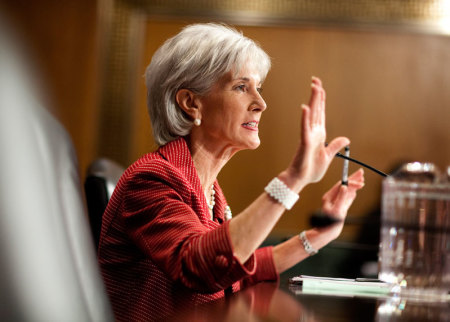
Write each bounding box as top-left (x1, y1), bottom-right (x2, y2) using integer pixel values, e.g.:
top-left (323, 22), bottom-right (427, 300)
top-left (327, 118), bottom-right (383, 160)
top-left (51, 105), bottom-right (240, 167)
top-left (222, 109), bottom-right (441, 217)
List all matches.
top-left (264, 177), bottom-right (299, 210)
top-left (299, 231), bottom-right (318, 256)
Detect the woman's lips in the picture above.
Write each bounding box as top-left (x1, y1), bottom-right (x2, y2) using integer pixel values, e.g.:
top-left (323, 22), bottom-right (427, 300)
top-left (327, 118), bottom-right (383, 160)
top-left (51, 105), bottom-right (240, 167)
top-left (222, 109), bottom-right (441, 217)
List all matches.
top-left (242, 121), bottom-right (259, 131)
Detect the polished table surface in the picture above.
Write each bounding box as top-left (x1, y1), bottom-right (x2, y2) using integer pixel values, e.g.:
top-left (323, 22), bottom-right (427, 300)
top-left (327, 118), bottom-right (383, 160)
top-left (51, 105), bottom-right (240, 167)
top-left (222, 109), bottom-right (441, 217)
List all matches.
top-left (168, 277), bottom-right (450, 321)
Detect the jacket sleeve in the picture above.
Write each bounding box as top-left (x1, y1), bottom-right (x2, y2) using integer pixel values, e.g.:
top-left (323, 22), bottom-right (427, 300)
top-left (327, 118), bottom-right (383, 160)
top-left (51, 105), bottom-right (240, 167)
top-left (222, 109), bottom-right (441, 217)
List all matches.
top-left (241, 246), bottom-right (279, 288)
top-left (121, 161), bottom-right (257, 293)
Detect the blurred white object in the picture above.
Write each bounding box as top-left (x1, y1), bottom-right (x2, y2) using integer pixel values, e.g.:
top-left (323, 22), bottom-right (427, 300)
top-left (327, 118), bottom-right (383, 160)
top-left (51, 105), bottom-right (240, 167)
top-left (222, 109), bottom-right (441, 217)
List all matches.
top-left (0, 16), bottom-right (113, 321)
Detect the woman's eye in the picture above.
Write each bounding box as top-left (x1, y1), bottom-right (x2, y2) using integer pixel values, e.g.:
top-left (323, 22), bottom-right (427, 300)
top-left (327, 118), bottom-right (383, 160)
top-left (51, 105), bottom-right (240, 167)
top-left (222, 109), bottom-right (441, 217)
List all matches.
top-left (235, 84), bottom-right (246, 92)
top-left (257, 87), bottom-right (263, 94)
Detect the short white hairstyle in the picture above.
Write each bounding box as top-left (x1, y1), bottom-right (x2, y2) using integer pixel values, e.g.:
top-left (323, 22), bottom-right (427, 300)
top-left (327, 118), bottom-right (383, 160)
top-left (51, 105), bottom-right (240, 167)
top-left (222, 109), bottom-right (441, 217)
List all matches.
top-left (145, 23), bottom-right (271, 146)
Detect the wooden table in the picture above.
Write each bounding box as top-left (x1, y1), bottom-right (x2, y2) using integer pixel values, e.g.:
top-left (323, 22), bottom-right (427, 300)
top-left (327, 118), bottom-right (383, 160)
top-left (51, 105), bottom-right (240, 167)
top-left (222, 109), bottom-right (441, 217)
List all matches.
top-left (168, 277), bottom-right (450, 321)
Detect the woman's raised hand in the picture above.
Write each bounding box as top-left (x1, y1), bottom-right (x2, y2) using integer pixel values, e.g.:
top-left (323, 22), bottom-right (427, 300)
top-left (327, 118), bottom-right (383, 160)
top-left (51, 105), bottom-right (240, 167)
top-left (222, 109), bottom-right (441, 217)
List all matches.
top-left (287, 77), bottom-right (350, 188)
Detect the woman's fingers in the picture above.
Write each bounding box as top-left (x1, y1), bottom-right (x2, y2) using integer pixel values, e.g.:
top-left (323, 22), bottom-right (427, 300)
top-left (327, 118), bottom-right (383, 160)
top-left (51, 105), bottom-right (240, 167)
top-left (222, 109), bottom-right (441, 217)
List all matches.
top-left (302, 76), bottom-right (327, 135)
top-left (322, 168), bottom-right (365, 217)
top-left (325, 137), bottom-right (350, 159)
top-left (308, 80), bottom-right (320, 107)
top-left (308, 77), bottom-right (325, 125)
top-left (311, 76), bottom-right (322, 87)
top-left (323, 185), bottom-right (356, 218)
top-left (301, 104), bottom-right (311, 130)
top-left (309, 84), bottom-right (324, 126)
top-left (323, 169), bottom-right (364, 202)
top-left (322, 184), bottom-right (346, 216)
top-left (312, 77), bottom-right (326, 126)
top-left (340, 168), bottom-right (365, 191)
top-left (320, 87), bottom-right (326, 126)
top-left (331, 185), bottom-right (350, 217)
top-left (347, 168), bottom-right (365, 188)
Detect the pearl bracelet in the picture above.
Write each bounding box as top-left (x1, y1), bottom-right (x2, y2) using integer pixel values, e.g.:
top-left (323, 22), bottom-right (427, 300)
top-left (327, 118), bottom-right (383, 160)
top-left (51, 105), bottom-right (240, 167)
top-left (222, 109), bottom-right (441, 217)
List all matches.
top-left (299, 231), bottom-right (318, 256)
top-left (264, 177), bottom-right (299, 210)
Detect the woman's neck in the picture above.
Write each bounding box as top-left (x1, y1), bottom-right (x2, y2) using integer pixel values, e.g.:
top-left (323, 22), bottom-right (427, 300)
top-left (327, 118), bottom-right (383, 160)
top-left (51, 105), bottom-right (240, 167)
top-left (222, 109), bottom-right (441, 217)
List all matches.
top-left (186, 135), bottom-right (235, 193)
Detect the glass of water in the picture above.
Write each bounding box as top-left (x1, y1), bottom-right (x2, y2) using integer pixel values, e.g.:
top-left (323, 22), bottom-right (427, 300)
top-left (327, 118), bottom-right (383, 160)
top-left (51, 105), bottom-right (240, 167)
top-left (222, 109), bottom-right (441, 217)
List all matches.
top-left (378, 162), bottom-right (450, 300)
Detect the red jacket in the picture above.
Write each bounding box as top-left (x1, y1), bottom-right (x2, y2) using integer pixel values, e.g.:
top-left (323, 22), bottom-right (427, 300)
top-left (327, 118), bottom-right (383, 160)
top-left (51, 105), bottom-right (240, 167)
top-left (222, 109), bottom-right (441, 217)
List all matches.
top-left (98, 137), bottom-right (278, 321)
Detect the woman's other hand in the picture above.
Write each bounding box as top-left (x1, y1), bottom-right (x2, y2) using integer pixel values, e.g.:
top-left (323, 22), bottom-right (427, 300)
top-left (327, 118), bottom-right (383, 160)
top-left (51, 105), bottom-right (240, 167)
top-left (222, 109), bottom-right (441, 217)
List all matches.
top-left (272, 169), bottom-right (365, 273)
top-left (318, 168), bottom-right (365, 239)
top-left (283, 77), bottom-right (350, 191)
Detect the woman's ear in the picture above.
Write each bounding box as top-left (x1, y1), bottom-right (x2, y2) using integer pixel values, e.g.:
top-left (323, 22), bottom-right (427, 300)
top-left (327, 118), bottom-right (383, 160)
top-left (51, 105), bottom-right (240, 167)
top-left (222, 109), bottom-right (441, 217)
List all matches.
top-left (176, 89), bottom-right (200, 120)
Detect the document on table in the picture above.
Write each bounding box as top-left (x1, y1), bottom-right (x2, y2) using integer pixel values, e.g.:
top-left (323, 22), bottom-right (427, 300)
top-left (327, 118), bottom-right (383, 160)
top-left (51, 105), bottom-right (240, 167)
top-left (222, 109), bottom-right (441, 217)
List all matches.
top-left (289, 275), bottom-right (394, 297)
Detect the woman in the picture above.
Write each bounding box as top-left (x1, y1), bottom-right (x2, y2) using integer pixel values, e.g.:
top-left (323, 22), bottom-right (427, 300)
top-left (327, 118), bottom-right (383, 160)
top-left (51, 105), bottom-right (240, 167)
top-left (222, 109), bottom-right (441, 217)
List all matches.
top-left (98, 23), bottom-right (365, 321)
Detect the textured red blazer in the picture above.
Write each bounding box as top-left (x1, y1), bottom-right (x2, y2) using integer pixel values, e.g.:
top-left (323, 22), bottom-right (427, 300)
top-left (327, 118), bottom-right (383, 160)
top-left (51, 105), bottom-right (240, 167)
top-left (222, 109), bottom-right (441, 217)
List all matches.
top-left (98, 137), bottom-right (278, 321)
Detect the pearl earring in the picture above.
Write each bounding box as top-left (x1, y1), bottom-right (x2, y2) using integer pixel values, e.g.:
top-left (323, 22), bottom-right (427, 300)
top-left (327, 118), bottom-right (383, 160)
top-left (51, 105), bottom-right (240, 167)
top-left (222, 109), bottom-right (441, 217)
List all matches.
top-left (194, 118), bottom-right (201, 126)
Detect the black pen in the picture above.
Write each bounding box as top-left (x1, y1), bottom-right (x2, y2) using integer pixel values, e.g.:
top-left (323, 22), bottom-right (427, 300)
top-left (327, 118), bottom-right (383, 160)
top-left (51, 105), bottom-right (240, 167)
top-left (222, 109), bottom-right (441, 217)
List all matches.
top-left (325, 142), bottom-right (388, 177)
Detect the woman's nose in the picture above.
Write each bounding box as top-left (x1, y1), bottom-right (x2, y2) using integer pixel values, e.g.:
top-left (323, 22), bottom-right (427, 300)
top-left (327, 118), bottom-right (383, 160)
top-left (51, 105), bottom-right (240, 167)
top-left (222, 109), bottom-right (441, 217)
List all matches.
top-left (251, 90), bottom-right (267, 112)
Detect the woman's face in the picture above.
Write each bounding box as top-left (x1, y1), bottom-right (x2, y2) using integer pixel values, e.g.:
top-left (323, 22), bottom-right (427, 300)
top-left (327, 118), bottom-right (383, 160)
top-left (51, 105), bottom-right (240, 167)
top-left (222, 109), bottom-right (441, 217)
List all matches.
top-left (195, 65), bottom-right (267, 153)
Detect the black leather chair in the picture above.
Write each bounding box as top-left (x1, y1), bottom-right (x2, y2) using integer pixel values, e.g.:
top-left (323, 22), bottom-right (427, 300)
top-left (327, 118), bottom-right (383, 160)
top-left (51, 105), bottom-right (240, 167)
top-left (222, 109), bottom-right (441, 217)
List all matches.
top-left (0, 20), bottom-right (113, 321)
top-left (84, 158), bottom-right (124, 249)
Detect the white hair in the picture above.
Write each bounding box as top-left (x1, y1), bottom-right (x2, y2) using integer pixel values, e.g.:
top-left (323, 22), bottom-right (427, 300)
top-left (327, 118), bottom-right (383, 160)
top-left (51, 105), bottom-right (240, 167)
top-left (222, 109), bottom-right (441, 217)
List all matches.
top-left (145, 23), bottom-right (271, 146)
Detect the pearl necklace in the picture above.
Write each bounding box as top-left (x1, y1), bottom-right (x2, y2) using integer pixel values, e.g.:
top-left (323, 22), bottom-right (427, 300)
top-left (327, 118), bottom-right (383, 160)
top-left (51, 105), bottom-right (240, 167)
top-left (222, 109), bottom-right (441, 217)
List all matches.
top-left (206, 184), bottom-right (232, 220)
top-left (207, 184), bottom-right (216, 213)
